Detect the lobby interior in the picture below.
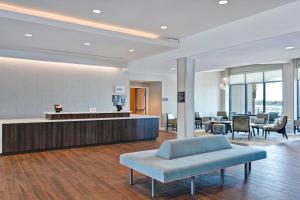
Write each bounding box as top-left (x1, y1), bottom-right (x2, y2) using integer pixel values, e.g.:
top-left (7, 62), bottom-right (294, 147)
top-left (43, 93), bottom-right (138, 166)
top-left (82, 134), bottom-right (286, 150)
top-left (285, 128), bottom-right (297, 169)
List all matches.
top-left (1, 0), bottom-right (300, 199)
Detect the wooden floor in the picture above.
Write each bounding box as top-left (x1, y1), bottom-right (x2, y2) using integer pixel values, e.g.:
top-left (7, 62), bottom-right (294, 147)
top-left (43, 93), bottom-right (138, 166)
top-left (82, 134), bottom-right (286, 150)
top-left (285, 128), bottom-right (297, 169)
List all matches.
top-left (0, 131), bottom-right (300, 200)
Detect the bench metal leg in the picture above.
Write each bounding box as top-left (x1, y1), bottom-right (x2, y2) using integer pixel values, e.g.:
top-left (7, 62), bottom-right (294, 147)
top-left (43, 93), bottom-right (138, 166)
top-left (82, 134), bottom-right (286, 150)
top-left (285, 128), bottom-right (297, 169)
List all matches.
top-left (191, 176), bottom-right (195, 196)
top-left (244, 163), bottom-right (248, 182)
top-left (249, 162), bottom-right (251, 172)
top-left (221, 169), bottom-right (225, 186)
top-left (129, 169), bottom-right (133, 185)
top-left (151, 178), bottom-right (156, 198)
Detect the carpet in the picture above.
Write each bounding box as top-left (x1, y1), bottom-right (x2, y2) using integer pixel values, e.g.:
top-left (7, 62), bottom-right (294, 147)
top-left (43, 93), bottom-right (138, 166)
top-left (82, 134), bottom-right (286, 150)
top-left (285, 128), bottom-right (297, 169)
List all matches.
top-left (194, 130), bottom-right (300, 147)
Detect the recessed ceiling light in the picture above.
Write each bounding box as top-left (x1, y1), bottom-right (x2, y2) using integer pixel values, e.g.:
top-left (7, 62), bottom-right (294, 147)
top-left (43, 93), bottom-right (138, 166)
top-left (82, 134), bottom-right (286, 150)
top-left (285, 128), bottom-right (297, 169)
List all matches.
top-left (84, 42), bottom-right (91, 46)
top-left (24, 33), bottom-right (32, 37)
top-left (285, 46), bottom-right (295, 50)
top-left (218, 0), bottom-right (229, 5)
top-left (161, 26), bottom-right (168, 30)
top-left (92, 9), bottom-right (101, 14)
top-left (129, 49), bottom-right (135, 52)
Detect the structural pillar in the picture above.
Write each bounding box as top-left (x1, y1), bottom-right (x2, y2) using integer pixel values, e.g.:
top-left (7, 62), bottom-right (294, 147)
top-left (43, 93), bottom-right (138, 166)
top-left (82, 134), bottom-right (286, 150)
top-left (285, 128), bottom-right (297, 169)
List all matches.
top-left (177, 57), bottom-right (195, 139)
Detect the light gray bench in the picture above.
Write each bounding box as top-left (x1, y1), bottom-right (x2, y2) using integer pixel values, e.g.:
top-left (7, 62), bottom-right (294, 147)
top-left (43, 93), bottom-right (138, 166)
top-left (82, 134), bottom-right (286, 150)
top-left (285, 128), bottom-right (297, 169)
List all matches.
top-left (120, 135), bottom-right (267, 197)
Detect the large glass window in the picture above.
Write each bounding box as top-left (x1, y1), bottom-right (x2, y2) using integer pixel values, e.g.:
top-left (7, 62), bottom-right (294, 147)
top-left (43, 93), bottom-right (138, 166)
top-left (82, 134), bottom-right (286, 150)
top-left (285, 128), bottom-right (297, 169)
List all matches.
top-left (265, 82), bottom-right (282, 114)
top-left (229, 69), bottom-right (282, 116)
top-left (230, 84), bottom-right (246, 115)
top-left (246, 83), bottom-right (264, 114)
top-left (297, 68), bottom-right (300, 119)
top-left (298, 80), bottom-right (300, 119)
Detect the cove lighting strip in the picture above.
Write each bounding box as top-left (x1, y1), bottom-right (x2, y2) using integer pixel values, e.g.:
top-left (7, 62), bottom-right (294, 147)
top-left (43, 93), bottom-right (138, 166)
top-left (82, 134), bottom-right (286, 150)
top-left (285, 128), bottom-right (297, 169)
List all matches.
top-left (0, 3), bottom-right (159, 39)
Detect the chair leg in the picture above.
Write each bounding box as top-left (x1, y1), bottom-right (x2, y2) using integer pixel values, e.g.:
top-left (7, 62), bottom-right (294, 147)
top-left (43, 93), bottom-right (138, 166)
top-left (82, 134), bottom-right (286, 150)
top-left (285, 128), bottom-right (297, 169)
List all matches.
top-left (221, 169), bottom-right (225, 186)
top-left (191, 176), bottom-right (195, 196)
top-left (129, 169), bottom-right (133, 185)
top-left (244, 163), bottom-right (248, 182)
top-left (264, 130), bottom-right (267, 139)
top-left (232, 131), bottom-right (235, 140)
top-left (282, 128), bottom-right (288, 140)
top-left (151, 178), bottom-right (156, 198)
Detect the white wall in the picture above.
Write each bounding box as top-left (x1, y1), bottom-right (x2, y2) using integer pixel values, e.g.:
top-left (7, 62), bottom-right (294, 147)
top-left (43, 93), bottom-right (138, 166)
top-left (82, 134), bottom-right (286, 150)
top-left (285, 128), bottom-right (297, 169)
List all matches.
top-left (0, 57), bottom-right (129, 119)
top-left (0, 57), bottom-right (178, 122)
top-left (194, 71), bottom-right (222, 116)
top-left (128, 72), bottom-right (177, 115)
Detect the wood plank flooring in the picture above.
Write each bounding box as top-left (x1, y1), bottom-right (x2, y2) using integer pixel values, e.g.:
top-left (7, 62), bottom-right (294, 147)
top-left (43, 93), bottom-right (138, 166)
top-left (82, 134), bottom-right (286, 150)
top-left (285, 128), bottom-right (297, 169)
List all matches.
top-left (0, 131), bottom-right (299, 200)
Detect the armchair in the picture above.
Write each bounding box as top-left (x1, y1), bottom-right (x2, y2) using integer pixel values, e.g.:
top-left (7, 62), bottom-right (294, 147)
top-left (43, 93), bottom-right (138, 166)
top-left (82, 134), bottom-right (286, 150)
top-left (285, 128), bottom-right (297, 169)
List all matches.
top-left (217, 111), bottom-right (228, 120)
top-left (262, 116), bottom-right (288, 139)
top-left (251, 113), bottom-right (269, 136)
top-left (195, 112), bottom-right (202, 129)
top-left (268, 112), bottom-right (279, 124)
top-left (232, 116), bottom-right (251, 140)
top-left (166, 113), bottom-right (177, 131)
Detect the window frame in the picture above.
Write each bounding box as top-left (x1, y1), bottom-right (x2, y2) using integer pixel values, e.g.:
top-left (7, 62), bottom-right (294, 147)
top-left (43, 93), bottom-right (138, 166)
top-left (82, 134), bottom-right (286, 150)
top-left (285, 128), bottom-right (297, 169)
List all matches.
top-left (229, 70), bottom-right (282, 116)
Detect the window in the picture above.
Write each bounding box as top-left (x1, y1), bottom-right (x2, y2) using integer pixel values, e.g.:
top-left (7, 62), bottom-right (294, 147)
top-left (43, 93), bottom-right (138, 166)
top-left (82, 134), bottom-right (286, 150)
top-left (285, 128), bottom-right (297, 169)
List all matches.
top-left (229, 69), bottom-right (282, 116)
top-left (230, 74), bottom-right (245, 84)
top-left (265, 82), bottom-right (282, 114)
top-left (230, 84), bottom-right (246, 115)
top-left (246, 83), bottom-right (264, 114)
top-left (297, 68), bottom-right (300, 119)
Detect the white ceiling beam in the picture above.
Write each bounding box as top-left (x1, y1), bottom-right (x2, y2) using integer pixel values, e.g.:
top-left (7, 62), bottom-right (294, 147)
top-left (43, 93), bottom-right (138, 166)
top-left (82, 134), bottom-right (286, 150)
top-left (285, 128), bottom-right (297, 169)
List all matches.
top-left (129, 0), bottom-right (300, 68)
top-left (0, 47), bottom-right (127, 68)
top-left (0, 10), bottom-right (179, 48)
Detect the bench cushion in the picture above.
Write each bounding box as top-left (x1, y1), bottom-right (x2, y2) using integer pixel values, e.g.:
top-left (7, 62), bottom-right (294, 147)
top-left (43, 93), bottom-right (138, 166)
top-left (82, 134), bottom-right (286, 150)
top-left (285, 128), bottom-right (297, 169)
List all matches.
top-left (156, 135), bottom-right (232, 159)
top-left (120, 144), bottom-right (267, 183)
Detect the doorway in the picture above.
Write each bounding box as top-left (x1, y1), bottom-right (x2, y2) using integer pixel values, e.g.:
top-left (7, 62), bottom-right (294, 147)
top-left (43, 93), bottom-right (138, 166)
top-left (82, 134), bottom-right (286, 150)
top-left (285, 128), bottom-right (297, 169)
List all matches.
top-left (130, 81), bottom-right (163, 126)
top-left (130, 87), bottom-right (148, 114)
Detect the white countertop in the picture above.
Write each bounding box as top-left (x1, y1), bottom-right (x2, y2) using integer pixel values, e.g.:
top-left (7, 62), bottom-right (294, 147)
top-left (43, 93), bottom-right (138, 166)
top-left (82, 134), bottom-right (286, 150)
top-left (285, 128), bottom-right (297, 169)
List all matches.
top-left (0, 114), bottom-right (159, 124)
top-left (44, 111), bottom-right (131, 115)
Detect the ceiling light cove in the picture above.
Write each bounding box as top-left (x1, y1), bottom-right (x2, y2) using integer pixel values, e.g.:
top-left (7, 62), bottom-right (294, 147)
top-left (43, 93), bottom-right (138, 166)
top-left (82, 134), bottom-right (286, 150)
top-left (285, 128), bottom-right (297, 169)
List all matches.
top-left (24, 33), bottom-right (32, 37)
top-left (0, 3), bottom-right (159, 39)
top-left (92, 9), bottom-right (101, 14)
top-left (218, 0), bottom-right (229, 5)
top-left (161, 26), bottom-right (168, 30)
top-left (285, 46), bottom-right (295, 50)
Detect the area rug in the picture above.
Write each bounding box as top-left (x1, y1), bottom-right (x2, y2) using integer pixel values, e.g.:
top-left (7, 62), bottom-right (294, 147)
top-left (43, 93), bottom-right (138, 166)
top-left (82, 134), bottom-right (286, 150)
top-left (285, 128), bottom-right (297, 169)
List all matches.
top-left (194, 130), bottom-right (300, 147)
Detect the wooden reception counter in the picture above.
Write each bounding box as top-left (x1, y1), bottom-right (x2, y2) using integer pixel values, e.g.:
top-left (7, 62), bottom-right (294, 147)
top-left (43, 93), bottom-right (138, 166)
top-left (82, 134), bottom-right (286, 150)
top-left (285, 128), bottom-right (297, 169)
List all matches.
top-left (0, 114), bottom-right (159, 155)
top-left (45, 111), bottom-right (131, 120)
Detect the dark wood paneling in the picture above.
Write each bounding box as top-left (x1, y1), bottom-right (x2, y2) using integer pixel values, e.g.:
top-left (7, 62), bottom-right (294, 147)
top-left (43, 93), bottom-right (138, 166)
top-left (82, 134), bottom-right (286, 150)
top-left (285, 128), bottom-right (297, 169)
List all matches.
top-left (2, 118), bottom-right (159, 154)
top-left (45, 112), bottom-right (131, 120)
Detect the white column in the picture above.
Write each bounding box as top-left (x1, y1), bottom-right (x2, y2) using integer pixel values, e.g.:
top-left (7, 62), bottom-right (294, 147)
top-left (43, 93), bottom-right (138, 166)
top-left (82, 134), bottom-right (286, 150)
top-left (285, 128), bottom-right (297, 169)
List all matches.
top-left (177, 57), bottom-right (195, 139)
top-left (282, 62), bottom-right (296, 130)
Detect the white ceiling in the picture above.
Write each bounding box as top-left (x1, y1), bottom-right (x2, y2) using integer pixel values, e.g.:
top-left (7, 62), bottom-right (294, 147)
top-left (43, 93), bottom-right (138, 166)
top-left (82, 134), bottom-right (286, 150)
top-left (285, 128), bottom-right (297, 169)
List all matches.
top-left (0, 0), bottom-right (299, 70)
top-left (0, 18), bottom-right (172, 63)
top-left (1, 0), bottom-right (296, 38)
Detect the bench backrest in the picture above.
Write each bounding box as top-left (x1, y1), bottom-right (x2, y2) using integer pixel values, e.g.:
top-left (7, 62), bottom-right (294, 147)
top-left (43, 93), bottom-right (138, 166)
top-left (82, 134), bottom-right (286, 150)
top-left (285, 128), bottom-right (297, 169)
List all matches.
top-left (156, 135), bottom-right (232, 159)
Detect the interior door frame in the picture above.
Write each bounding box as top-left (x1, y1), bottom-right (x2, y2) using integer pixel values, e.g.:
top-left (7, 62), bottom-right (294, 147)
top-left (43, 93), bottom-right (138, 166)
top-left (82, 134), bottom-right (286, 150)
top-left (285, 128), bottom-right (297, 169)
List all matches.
top-left (130, 86), bottom-right (149, 115)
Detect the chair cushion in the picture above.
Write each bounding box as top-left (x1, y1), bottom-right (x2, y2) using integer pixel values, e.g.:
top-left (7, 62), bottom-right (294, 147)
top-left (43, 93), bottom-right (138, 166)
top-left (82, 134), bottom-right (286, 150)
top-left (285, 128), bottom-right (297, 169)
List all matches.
top-left (274, 119), bottom-right (280, 127)
top-left (155, 136), bottom-right (232, 159)
top-left (254, 118), bottom-right (265, 124)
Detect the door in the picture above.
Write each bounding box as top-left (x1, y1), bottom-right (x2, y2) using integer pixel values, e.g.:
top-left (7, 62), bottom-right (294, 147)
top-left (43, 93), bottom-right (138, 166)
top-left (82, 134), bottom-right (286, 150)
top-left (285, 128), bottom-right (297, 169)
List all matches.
top-left (130, 88), bottom-right (146, 115)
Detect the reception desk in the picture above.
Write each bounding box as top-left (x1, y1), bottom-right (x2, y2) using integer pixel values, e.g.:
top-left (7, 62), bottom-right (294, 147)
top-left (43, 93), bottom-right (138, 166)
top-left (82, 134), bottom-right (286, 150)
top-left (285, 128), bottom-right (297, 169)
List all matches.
top-left (0, 114), bottom-right (159, 155)
top-left (45, 111), bottom-right (131, 120)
